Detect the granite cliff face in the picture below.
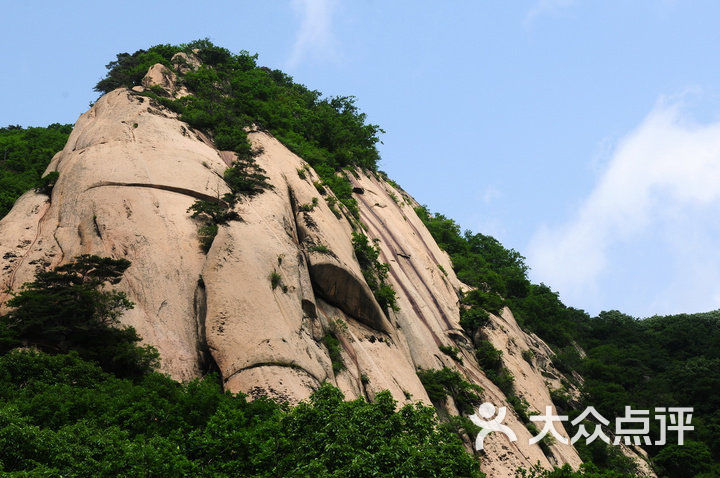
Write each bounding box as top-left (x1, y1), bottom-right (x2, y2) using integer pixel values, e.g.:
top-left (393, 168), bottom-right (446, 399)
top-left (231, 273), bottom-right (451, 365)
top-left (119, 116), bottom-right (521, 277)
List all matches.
top-left (0, 61), bottom-right (652, 476)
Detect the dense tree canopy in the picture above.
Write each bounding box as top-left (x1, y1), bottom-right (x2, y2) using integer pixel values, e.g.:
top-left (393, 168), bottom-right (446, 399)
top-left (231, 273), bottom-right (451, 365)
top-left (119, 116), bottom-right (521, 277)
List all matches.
top-left (0, 259), bottom-right (481, 476)
top-left (576, 310), bottom-right (720, 474)
top-left (416, 206), bottom-right (720, 477)
top-left (0, 351), bottom-right (483, 477)
top-left (0, 255), bottom-right (158, 379)
top-left (0, 123), bottom-right (72, 219)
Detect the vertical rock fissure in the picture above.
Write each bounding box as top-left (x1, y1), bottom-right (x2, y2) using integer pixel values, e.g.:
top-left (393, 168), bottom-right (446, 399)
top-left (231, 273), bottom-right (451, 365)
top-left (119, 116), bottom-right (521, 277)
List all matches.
top-left (287, 185), bottom-right (318, 319)
top-left (286, 184), bottom-right (302, 244)
top-left (194, 277), bottom-right (221, 380)
top-left (92, 214), bottom-right (102, 239)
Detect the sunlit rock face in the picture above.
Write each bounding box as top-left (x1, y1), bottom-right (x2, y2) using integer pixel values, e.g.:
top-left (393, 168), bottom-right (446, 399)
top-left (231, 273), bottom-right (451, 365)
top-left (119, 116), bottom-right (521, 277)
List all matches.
top-left (1, 63), bottom-right (662, 476)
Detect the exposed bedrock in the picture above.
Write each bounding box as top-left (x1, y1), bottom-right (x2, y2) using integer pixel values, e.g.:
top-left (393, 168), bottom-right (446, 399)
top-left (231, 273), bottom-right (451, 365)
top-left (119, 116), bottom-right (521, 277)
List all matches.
top-left (0, 69), bottom-right (635, 476)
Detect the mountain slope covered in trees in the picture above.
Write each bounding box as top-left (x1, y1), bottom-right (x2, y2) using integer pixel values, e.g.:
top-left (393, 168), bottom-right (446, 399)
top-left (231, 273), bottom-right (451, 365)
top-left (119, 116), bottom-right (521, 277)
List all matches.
top-left (417, 206), bottom-right (720, 477)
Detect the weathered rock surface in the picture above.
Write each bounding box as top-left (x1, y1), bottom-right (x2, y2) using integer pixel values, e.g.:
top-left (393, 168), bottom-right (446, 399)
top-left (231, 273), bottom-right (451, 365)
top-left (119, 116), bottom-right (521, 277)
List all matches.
top-left (0, 88), bottom-right (230, 380)
top-left (0, 75), bottom-right (649, 476)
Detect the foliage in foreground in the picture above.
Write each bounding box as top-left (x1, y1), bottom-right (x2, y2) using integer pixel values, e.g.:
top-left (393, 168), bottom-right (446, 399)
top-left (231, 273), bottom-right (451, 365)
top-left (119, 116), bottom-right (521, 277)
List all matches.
top-left (0, 124), bottom-right (72, 219)
top-left (0, 351), bottom-right (481, 477)
top-left (3, 39), bottom-right (716, 476)
top-left (0, 257), bottom-right (480, 476)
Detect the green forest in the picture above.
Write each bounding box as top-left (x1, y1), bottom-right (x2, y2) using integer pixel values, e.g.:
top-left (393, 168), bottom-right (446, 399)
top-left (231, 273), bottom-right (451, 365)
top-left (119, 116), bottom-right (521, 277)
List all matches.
top-left (0, 41), bottom-right (718, 477)
top-left (416, 207), bottom-right (720, 477)
top-left (0, 124), bottom-right (72, 218)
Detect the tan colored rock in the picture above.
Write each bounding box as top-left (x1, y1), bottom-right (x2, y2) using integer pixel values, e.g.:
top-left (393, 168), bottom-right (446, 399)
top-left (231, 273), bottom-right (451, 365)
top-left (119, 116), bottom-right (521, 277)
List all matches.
top-left (142, 64), bottom-right (176, 91)
top-left (0, 78), bottom-right (638, 477)
top-left (200, 167), bottom-right (332, 401)
top-left (201, 131), bottom-right (419, 403)
top-left (0, 88), bottom-right (229, 380)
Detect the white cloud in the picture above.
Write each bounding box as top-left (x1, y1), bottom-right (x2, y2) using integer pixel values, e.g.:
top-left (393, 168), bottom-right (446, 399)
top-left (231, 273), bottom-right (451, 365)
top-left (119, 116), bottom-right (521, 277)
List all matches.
top-left (528, 98), bottom-right (720, 316)
top-left (287, 0), bottom-right (338, 69)
top-left (480, 185), bottom-right (501, 204)
top-left (524, 0), bottom-right (577, 25)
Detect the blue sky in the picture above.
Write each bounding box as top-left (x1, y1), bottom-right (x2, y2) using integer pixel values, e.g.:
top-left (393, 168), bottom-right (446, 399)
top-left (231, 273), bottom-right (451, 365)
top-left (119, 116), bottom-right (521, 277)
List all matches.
top-left (3, 1), bottom-right (720, 318)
